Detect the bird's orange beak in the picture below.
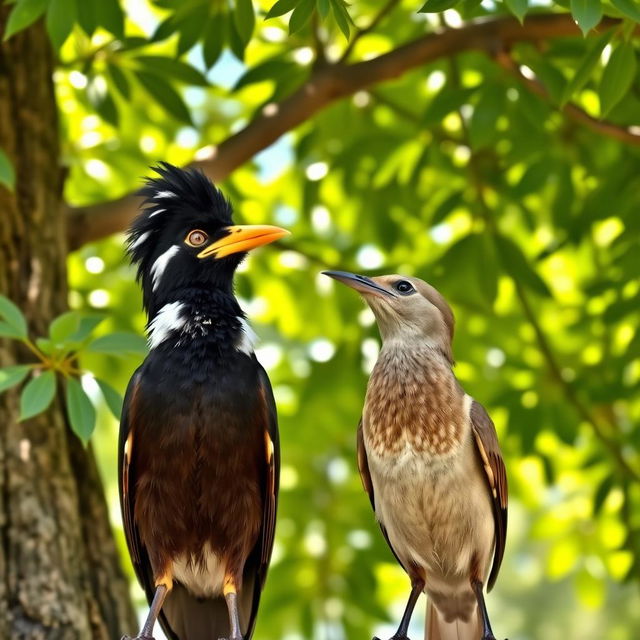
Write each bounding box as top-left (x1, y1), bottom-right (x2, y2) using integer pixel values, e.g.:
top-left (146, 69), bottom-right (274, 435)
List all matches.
top-left (198, 225), bottom-right (290, 259)
top-left (322, 270), bottom-right (396, 298)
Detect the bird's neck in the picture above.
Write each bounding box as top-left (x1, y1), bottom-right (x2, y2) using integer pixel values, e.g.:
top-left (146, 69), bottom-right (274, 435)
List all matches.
top-left (145, 287), bottom-right (253, 353)
top-left (378, 337), bottom-right (453, 370)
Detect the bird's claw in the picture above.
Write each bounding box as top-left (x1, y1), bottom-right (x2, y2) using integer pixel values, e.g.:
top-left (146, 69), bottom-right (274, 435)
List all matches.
top-left (373, 636), bottom-right (411, 640)
top-left (121, 635), bottom-right (155, 640)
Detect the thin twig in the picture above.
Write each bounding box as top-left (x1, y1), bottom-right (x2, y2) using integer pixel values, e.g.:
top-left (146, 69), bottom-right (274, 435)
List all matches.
top-left (340, 0), bottom-right (402, 62)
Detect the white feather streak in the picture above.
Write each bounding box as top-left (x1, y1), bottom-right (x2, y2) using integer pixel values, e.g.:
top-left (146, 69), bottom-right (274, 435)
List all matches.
top-left (151, 245), bottom-right (179, 291)
top-left (236, 317), bottom-right (257, 355)
top-left (147, 302), bottom-right (186, 349)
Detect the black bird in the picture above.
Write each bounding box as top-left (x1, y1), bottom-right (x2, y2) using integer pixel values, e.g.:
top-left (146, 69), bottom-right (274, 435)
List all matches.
top-left (119, 163), bottom-right (287, 640)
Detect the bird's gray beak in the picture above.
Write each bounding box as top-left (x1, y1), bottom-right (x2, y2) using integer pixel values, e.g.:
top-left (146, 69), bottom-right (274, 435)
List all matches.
top-left (322, 271), bottom-right (396, 298)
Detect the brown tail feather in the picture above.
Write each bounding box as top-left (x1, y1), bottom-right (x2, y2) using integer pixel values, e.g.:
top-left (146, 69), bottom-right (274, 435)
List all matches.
top-left (425, 601), bottom-right (482, 640)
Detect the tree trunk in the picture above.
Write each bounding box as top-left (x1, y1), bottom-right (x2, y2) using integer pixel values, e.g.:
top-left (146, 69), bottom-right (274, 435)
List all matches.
top-left (0, 11), bottom-right (137, 640)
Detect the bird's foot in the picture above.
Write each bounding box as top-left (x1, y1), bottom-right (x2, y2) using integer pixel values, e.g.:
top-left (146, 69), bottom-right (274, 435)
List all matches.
top-left (373, 636), bottom-right (412, 640)
top-left (121, 635), bottom-right (155, 640)
top-left (218, 636), bottom-right (243, 640)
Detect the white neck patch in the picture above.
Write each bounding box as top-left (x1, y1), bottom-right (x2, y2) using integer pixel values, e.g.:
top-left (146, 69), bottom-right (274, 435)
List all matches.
top-left (236, 317), bottom-right (257, 355)
top-left (148, 302), bottom-right (187, 349)
top-left (151, 245), bottom-right (180, 291)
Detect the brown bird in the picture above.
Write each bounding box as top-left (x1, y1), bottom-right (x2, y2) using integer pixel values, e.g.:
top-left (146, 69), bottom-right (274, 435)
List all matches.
top-left (323, 271), bottom-right (507, 640)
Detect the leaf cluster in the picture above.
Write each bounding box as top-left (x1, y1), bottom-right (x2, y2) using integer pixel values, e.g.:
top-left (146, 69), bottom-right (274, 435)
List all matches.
top-left (0, 294), bottom-right (146, 443)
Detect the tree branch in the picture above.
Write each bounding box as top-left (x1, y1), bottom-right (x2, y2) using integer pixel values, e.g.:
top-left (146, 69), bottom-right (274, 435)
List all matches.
top-left (494, 51), bottom-right (640, 147)
top-left (67, 13), bottom-right (621, 250)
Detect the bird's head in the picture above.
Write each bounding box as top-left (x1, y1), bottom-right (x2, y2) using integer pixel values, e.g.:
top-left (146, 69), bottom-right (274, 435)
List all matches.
top-left (127, 163), bottom-right (289, 316)
top-left (323, 271), bottom-right (455, 361)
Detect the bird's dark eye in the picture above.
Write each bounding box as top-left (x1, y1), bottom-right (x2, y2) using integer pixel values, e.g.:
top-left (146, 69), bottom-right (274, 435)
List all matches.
top-left (394, 280), bottom-right (415, 295)
top-left (185, 229), bottom-right (208, 247)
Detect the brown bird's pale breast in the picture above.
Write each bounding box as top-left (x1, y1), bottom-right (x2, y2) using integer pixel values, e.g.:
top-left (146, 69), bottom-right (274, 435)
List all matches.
top-left (363, 343), bottom-right (465, 456)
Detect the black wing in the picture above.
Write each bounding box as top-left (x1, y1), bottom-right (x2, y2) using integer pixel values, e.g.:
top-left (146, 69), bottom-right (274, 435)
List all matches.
top-left (118, 369), bottom-right (179, 639)
top-left (470, 400), bottom-right (508, 591)
top-left (356, 419), bottom-right (408, 573)
top-left (244, 362), bottom-right (280, 639)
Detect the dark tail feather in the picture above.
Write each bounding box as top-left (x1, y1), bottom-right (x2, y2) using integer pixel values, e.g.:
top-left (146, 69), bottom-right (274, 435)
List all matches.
top-left (160, 575), bottom-right (256, 640)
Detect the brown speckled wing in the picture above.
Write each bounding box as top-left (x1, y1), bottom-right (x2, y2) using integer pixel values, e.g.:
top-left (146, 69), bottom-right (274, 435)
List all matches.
top-left (470, 400), bottom-right (508, 591)
top-left (357, 419), bottom-right (409, 574)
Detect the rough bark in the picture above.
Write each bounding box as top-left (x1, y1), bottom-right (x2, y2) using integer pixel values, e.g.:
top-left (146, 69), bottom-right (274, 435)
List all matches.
top-left (0, 11), bottom-right (136, 640)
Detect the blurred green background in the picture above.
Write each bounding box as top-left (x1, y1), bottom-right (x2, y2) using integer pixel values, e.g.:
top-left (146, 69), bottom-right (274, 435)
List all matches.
top-left (20, 0), bottom-right (640, 638)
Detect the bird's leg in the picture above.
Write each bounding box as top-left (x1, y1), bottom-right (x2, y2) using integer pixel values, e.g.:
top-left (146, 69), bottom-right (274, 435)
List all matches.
top-left (471, 580), bottom-right (496, 640)
top-left (222, 574), bottom-right (243, 640)
top-left (121, 572), bottom-right (172, 640)
top-left (374, 579), bottom-right (424, 640)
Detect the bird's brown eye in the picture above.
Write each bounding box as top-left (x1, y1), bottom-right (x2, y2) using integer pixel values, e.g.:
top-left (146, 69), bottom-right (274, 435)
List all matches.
top-left (394, 280), bottom-right (415, 295)
top-left (185, 229), bottom-right (208, 247)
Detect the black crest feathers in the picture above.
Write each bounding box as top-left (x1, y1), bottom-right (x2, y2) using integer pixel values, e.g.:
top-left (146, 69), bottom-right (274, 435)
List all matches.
top-left (126, 163), bottom-right (233, 270)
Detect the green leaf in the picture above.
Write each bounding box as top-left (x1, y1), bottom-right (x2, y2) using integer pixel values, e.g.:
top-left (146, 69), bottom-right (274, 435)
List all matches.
top-left (0, 321), bottom-right (24, 339)
top-left (593, 473), bottom-right (614, 515)
top-left (599, 41), bottom-right (637, 117)
top-left (329, 0), bottom-right (351, 38)
top-left (76, 0), bottom-right (97, 36)
top-left (0, 294), bottom-right (28, 338)
top-left (107, 63), bottom-right (131, 99)
top-left (36, 338), bottom-right (55, 355)
top-left (176, 6), bottom-right (208, 56)
top-left (505, 0), bottom-right (528, 23)
top-left (611, 0), bottom-right (640, 22)
top-left (95, 0), bottom-right (125, 38)
top-left (49, 311), bottom-right (81, 344)
top-left (86, 332), bottom-right (148, 356)
top-left (430, 191), bottom-right (464, 225)
top-left (418, 0), bottom-right (459, 12)
top-left (88, 80), bottom-right (119, 126)
top-left (67, 314), bottom-right (106, 343)
top-left (317, 0), bottom-right (330, 19)
top-left (469, 87), bottom-right (505, 148)
top-left (202, 13), bottom-right (225, 69)
top-left (135, 56), bottom-right (208, 86)
top-left (0, 365), bottom-right (31, 393)
top-left (265, 0), bottom-right (298, 19)
top-left (95, 378), bottom-right (123, 419)
top-left (234, 0), bottom-right (255, 45)
top-left (227, 15), bottom-right (246, 61)
top-left (135, 71), bottom-right (193, 125)
top-left (46, 0), bottom-right (76, 50)
top-left (561, 28), bottom-right (612, 105)
top-left (289, 0), bottom-right (314, 34)
top-left (495, 234), bottom-right (552, 297)
top-left (570, 0), bottom-right (602, 36)
top-left (0, 149), bottom-right (15, 190)
top-left (234, 58), bottom-right (296, 90)
top-left (20, 370), bottom-right (56, 421)
top-left (423, 87), bottom-right (476, 125)
top-left (65, 377), bottom-right (96, 444)
top-left (436, 233), bottom-right (498, 310)
top-left (4, 0), bottom-right (48, 41)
